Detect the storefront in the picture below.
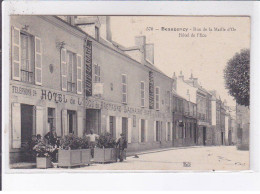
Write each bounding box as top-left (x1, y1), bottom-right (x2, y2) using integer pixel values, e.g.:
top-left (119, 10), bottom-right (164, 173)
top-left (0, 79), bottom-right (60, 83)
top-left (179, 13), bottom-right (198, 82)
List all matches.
top-left (10, 82), bottom-right (85, 163)
top-left (85, 96), bottom-right (172, 152)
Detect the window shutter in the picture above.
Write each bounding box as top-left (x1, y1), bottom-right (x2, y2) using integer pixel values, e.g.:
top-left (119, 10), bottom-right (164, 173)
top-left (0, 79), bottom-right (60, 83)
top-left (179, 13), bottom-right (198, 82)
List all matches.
top-left (128, 118), bottom-right (132, 143)
top-left (61, 48), bottom-right (67, 91)
top-left (77, 111), bottom-right (83, 137)
top-left (11, 103), bottom-right (21, 148)
top-left (35, 37), bottom-right (42, 85)
top-left (106, 116), bottom-right (110, 132)
top-left (36, 106), bottom-right (44, 136)
top-left (62, 109), bottom-right (68, 136)
top-left (12, 27), bottom-right (21, 81)
top-left (154, 121), bottom-right (156, 141)
top-left (76, 54), bottom-right (83, 94)
top-left (139, 119), bottom-right (141, 143)
top-left (145, 120), bottom-right (148, 142)
top-left (116, 116), bottom-right (122, 139)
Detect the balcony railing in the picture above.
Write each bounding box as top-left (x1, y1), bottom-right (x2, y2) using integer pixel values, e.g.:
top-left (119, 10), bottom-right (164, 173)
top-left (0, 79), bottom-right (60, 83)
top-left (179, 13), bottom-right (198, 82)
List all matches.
top-left (21, 69), bottom-right (33, 84)
top-left (67, 82), bottom-right (76, 93)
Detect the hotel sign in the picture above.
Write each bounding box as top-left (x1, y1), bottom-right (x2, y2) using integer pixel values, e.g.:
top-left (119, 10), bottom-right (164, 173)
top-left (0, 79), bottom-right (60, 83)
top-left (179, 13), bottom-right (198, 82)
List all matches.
top-left (149, 71), bottom-right (154, 109)
top-left (85, 40), bottom-right (92, 96)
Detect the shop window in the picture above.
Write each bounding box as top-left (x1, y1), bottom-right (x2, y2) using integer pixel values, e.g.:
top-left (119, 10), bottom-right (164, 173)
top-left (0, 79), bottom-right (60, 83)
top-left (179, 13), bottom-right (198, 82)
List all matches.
top-left (140, 81), bottom-right (145, 107)
top-left (48, 108), bottom-right (56, 131)
top-left (141, 119), bottom-right (145, 142)
top-left (122, 74), bottom-right (127, 104)
top-left (155, 86), bottom-right (160, 110)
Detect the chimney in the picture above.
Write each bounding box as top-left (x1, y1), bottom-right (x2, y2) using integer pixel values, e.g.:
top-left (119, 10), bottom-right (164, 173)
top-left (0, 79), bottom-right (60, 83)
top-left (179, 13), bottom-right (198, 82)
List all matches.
top-left (178, 71), bottom-right (184, 81)
top-left (135, 36), bottom-right (146, 63)
top-left (145, 43), bottom-right (154, 64)
top-left (75, 16), bottom-right (100, 40)
top-left (172, 72), bottom-right (177, 91)
top-left (106, 16), bottom-right (112, 42)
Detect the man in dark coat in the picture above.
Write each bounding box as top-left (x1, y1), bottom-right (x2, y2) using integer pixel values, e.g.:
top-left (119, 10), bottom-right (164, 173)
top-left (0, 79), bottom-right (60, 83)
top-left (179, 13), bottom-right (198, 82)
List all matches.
top-left (44, 128), bottom-right (57, 146)
top-left (116, 133), bottom-right (127, 162)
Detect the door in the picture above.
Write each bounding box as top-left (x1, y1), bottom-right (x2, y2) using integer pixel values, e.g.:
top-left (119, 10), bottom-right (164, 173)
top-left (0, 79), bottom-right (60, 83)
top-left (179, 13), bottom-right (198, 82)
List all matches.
top-left (203, 127), bottom-right (206, 145)
top-left (67, 110), bottom-right (77, 135)
top-left (122, 117), bottom-right (128, 140)
top-left (21, 104), bottom-right (34, 148)
top-left (109, 116), bottom-right (116, 138)
top-left (86, 109), bottom-right (101, 134)
top-left (194, 123), bottom-right (197, 144)
top-left (221, 132), bottom-right (224, 145)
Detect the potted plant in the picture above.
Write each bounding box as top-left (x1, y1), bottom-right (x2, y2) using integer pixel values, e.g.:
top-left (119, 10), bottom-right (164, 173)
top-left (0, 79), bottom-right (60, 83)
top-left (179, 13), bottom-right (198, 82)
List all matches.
top-left (58, 134), bottom-right (91, 168)
top-left (33, 141), bottom-right (55, 169)
top-left (94, 132), bottom-right (117, 163)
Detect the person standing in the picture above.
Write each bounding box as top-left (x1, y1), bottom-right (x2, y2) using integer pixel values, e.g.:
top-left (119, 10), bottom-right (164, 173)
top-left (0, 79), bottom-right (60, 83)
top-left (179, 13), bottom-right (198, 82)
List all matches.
top-left (44, 128), bottom-right (57, 146)
top-left (116, 133), bottom-right (127, 162)
top-left (86, 129), bottom-right (99, 158)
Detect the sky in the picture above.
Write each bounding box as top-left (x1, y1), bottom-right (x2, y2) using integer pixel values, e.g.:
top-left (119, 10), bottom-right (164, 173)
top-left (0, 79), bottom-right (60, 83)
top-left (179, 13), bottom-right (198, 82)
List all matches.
top-left (108, 16), bottom-right (250, 107)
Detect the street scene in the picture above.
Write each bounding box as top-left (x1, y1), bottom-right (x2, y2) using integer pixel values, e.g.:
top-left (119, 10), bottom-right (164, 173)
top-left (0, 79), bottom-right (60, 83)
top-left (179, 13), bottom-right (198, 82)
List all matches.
top-left (61, 146), bottom-right (249, 171)
top-left (8, 16), bottom-right (250, 171)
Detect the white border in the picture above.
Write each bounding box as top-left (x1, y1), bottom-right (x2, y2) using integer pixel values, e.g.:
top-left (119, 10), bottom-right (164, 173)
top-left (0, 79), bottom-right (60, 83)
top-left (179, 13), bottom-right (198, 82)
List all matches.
top-left (2, 0), bottom-right (260, 190)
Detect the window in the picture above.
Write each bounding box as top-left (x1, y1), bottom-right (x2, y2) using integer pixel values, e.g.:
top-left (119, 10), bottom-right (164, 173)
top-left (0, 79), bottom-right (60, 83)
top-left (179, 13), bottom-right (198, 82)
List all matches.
top-left (67, 51), bottom-right (76, 93)
top-left (67, 110), bottom-right (77, 135)
top-left (11, 27), bottom-right (42, 85)
top-left (61, 49), bottom-right (82, 93)
top-left (47, 108), bottom-right (55, 131)
top-left (141, 81), bottom-right (145, 107)
top-left (141, 119), bottom-right (145, 142)
top-left (167, 122), bottom-right (171, 141)
top-left (94, 64), bottom-right (101, 83)
top-left (122, 74), bottom-right (127, 104)
top-left (20, 33), bottom-right (34, 83)
top-left (155, 86), bottom-right (160, 110)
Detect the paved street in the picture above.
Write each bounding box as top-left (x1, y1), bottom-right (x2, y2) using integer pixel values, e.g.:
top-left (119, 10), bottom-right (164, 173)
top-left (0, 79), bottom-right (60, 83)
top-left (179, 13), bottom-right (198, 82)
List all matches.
top-left (57, 146), bottom-right (249, 171)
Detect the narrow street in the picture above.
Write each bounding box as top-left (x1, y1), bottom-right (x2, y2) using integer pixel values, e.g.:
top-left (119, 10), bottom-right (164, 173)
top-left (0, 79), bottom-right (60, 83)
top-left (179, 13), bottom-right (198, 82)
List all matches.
top-left (55, 146), bottom-right (249, 171)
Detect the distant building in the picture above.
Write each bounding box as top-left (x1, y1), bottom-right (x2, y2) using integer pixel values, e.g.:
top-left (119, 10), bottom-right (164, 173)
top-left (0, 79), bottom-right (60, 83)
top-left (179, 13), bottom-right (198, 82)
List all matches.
top-left (172, 72), bottom-right (197, 147)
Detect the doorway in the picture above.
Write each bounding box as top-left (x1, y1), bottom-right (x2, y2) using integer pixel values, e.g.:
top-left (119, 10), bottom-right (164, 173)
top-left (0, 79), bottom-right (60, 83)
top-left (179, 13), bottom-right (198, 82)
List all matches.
top-left (67, 110), bottom-right (77, 135)
top-left (221, 132), bottom-right (224, 145)
top-left (194, 123), bottom-right (197, 144)
top-left (203, 127), bottom-right (206, 145)
top-left (21, 104), bottom-right (34, 148)
top-left (86, 109), bottom-right (101, 134)
top-left (122, 117), bottom-right (128, 140)
top-left (109, 116), bottom-right (116, 138)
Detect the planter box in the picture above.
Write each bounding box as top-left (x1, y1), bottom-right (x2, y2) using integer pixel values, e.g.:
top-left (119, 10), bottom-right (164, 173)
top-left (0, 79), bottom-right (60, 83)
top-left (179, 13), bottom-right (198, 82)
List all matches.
top-left (94, 148), bottom-right (117, 163)
top-left (36, 157), bottom-right (52, 169)
top-left (58, 149), bottom-right (91, 168)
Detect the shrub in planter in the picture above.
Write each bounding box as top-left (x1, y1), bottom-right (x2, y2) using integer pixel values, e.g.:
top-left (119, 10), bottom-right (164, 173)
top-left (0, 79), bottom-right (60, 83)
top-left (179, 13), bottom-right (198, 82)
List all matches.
top-left (94, 132), bottom-right (118, 163)
top-left (58, 135), bottom-right (91, 167)
top-left (33, 141), bottom-right (55, 169)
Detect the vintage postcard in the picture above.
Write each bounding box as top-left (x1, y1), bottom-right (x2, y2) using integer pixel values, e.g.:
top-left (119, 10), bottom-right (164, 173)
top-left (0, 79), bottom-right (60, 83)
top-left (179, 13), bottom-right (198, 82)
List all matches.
top-left (7, 15), bottom-right (250, 171)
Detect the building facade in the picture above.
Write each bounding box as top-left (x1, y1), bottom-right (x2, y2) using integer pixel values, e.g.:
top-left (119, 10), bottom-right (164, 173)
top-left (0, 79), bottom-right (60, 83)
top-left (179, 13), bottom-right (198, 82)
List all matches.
top-left (10, 16), bottom-right (86, 163)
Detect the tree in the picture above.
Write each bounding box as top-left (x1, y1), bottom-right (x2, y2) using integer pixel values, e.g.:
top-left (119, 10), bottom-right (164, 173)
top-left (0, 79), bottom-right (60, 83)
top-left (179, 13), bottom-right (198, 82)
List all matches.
top-left (224, 49), bottom-right (250, 107)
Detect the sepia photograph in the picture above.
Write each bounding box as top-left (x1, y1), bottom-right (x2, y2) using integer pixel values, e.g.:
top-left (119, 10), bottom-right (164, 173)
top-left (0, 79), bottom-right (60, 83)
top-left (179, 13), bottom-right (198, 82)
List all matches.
top-left (8, 15), bottom-right (250, 171)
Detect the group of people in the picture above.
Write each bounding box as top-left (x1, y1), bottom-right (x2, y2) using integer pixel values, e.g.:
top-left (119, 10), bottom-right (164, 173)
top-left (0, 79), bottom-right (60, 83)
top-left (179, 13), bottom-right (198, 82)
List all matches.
top-left (86, 129), bottom-right (128, 162)
top-left (28, 128), bottom-right (128, 162)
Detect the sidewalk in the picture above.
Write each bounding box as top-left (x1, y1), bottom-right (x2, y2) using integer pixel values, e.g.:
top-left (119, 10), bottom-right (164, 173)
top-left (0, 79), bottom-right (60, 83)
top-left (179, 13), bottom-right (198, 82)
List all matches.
top-left (126, 145), bottom-right (204, 157)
